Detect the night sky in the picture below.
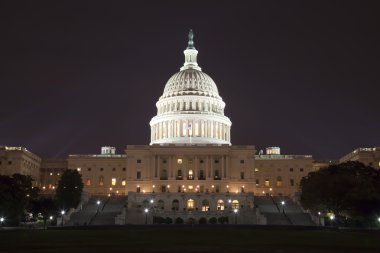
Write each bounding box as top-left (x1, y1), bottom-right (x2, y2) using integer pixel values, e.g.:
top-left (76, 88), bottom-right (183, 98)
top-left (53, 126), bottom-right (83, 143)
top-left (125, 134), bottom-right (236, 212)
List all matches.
top-left (0, 1), bottom-right (379, 159)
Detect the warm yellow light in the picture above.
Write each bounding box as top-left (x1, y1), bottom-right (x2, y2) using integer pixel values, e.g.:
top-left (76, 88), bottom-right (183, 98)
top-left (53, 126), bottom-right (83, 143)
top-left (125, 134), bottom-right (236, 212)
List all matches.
top-left (109, 187), bottom-right (113, 191)
top-left (77, 168), bottom-right (81, 172)
top-left (121, 180), bottom-right (126, 186)
top-left (111, 178), bottom-right (116, 186)
top-left (177, 158), bottom-right (182, 164)
top-left (49, 173), bottom-right (53, 176)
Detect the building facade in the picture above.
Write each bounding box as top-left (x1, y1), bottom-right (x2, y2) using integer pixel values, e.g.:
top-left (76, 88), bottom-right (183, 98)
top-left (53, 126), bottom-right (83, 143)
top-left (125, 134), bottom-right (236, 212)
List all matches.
top-left (1, 31), bottom-right (378, 205)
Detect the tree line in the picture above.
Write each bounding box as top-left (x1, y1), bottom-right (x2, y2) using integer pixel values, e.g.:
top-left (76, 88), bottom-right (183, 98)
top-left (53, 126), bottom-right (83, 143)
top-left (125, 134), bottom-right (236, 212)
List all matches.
top-left (300, 161), bottom-right (380, 227)
top-left (0, 169), bottom-right (83, 227)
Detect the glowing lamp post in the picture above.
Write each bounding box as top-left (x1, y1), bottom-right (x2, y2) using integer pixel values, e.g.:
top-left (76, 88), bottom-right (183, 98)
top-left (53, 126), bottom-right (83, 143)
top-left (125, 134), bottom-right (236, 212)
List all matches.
top-left (234, 208), bottom-right (238, 224)
top-left (329, 215), bottom-right (335, 227)
top-left (281, 201), bottom-right (285, 213)
top-left (61, 210), bottom-right (65, 227)
top-left (0, 217), bottom-right (4, 226)
top-left (144, 208), bottom-right (149, 224)
top-left (96, 200), bottom-right (101, 213)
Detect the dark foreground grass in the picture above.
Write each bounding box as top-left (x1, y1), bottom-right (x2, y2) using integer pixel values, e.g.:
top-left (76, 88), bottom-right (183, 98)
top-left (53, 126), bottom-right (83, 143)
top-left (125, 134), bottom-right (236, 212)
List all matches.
top-left (0, 226), bottom-right (379, 253)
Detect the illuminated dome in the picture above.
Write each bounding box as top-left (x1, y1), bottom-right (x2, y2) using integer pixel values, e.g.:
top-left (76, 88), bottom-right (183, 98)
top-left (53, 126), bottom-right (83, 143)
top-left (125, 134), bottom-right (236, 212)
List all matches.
top-left (161, 69), bottom-right (221, 99)
top-left (150, 30), bottom-right (231, 145)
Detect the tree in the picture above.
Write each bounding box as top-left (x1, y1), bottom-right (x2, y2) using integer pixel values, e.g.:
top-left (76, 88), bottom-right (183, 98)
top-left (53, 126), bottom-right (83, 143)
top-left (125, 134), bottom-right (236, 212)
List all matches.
top-left (0, 174), bottom-right (38, 225)
top-left (29, 197), bottom-right (57, 229)
top-left (56, 169), bottom-right (84, 210)
top-left (300, 161), bottom-right (380, 225)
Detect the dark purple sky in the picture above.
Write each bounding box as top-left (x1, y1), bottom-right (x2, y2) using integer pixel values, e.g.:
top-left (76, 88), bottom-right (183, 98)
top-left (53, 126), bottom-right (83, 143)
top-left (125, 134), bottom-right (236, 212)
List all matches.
top-left (0, 1), bottom-right (379, 159)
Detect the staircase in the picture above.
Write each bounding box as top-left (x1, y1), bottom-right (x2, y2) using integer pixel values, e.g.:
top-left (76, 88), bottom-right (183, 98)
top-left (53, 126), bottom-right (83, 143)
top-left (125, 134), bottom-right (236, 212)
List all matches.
top-left (91, 196), bottom-right (127, 225)
top-left (254, 196), bottom-right (315, 226)
top-left (66, 196), bottom-right (126, 226)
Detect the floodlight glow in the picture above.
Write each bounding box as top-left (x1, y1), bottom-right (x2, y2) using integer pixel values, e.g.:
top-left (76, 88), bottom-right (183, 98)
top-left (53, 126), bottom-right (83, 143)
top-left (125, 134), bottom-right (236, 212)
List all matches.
top-left (144, 208), bottom-right (149, 213)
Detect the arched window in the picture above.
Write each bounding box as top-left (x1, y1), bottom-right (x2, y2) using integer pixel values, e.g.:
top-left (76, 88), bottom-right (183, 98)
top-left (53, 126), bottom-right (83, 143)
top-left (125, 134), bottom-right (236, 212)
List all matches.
top-left (217, 200), bottom-right (224, 210)
top-left (99, 176), bottom-right (104, 186)
top-left (157, 200), bottom-right (164, 210)
top-left (201, 199), bottom-right (210, 212)
top-left (172, 199), bottom-right (179, 211)
top-left (232, 200), bottom-right (239, 209)
top-left (187, 199), bottom-right (195, 210)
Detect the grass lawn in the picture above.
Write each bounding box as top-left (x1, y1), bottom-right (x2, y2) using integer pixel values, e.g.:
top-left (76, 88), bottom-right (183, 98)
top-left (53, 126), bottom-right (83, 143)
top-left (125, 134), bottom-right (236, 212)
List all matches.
top-left (0, 226), bottom-right (379, 253)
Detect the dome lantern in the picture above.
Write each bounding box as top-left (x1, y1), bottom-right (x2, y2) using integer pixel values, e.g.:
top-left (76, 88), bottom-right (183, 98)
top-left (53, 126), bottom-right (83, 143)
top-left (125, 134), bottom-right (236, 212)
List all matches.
top-left (181, 29), bottom-right (201, 71)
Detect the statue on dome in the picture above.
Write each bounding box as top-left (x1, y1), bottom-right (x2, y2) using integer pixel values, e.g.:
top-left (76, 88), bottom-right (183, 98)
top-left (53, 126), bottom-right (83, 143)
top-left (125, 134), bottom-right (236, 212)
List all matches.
top-left (187, 29), bottom-right (194, 49)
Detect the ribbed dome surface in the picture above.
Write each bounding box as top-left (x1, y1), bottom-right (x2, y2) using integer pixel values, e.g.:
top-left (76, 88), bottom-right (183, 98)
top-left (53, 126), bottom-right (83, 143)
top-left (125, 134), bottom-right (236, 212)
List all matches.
top-left (161, 69), bottom-right (220, 99)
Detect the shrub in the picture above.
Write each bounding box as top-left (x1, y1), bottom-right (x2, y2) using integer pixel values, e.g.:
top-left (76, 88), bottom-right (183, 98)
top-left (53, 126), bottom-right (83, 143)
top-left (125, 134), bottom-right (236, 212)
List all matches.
top-left (165, 217), bottom-right (173, 224)
top-left (175, 217), bottom-right (184, 224)
top-left (153, 216), bottom-right (165, 224)
top-left (199, 217), bottom-right (207, 224)
top-left (209, 217), bottom-right (217, 224)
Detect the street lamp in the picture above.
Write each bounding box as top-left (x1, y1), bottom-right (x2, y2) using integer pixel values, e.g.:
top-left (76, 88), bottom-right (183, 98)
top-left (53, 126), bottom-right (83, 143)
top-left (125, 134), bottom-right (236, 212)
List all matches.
top-left (281, 201), bottom-right (285, 213)
top-left (144, 208), bottom-right (149, 224)
top-left (0, 217), bottom-right (4, 226)
top-left (96, 200), bottom-right (101, 213)
top-left (61, 210), bottom-right (65, 227)
top-left (234, 208), bottom-right (238, 224)
top-left (329, 214), bottom-right (335, 227)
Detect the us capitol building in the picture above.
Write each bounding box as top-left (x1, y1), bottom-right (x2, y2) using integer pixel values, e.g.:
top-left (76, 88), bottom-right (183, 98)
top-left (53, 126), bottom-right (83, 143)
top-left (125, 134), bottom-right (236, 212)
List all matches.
top-left (1, 31), bottom-right (379, 225)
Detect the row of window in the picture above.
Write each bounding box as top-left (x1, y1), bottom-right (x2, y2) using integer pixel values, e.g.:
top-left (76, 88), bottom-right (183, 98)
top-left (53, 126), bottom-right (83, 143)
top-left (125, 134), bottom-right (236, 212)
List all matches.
top-left (142, 199), bottom-right (240, 211)
top-left (0, 161), bottom-right (12, 165)
top-left (145, 158), bottom-right (244, 164)
top-left (255, 178), bottom-right (296, 187)
top-left (87, 177), bottom-right (126, 187)
top-left (254, 168), bottom-right (305, 172)
top-left (75, 167), bottom-right (127, 172)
